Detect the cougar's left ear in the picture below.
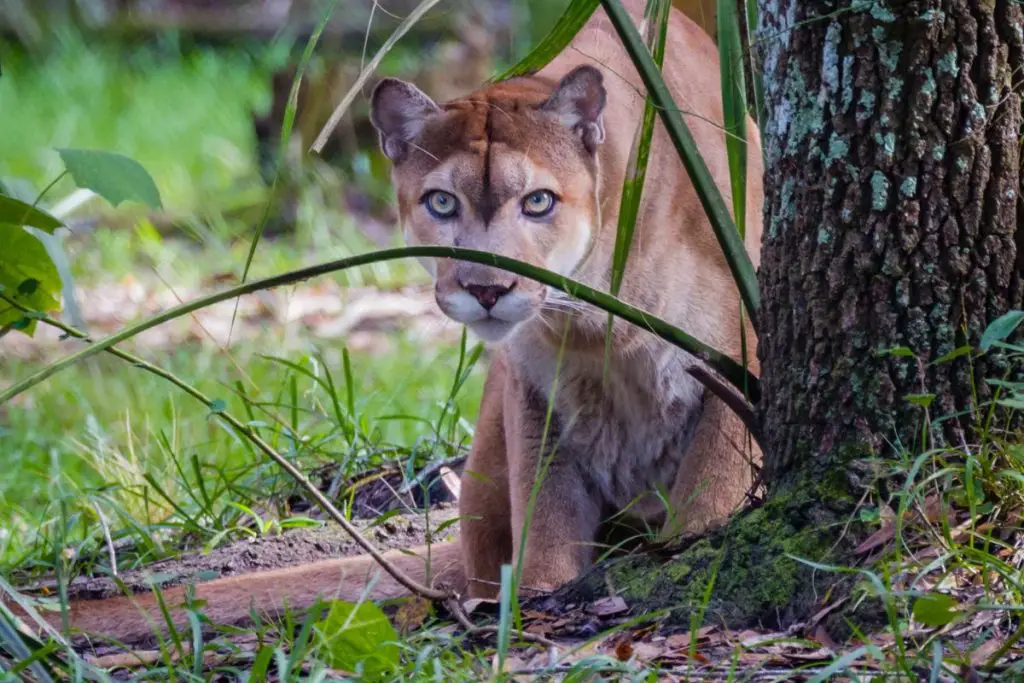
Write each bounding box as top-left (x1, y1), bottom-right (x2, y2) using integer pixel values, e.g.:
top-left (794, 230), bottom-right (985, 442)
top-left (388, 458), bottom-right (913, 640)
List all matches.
top-left (540, 65), bottom-right (607, 154)
top-left (370, 78), bottom-right (440, 163)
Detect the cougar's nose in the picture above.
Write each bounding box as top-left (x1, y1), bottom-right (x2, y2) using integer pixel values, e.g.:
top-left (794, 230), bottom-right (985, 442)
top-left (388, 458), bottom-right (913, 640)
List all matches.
top-left (465, 283), bottom-right (514, 310)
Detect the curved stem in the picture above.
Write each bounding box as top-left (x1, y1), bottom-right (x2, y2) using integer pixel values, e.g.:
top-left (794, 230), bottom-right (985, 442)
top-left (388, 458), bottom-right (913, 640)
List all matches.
top-left (0, 246), bottom-right (760, 404)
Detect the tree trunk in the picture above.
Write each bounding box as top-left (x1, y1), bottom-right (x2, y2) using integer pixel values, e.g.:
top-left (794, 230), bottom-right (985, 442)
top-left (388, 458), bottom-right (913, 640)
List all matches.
top-left (758, 0), bottom-right (1023, 487)
top-left (537, 0), bottom-right (1023, 634)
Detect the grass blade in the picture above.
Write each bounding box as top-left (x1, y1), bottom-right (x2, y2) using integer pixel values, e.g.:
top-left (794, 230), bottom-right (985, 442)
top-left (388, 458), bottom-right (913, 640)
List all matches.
top-left (494, 0), bottom-right (601, 80)
top-left (600, 0), bottom-right (760, 327)
top-left (0, 246), bottom-right (760, 403)
top-left (717, 0), bottom-right (748, 239)
top-left (311, 0), bottom-right (443, 154)
top-left (744, 0), bottom-right (767, 130)
top-left (608, 0), bottom-right (670, 297)
top-left (232, 0), bottom-right (336, 342)
top-left (604, 0), bottom-right (670, 381)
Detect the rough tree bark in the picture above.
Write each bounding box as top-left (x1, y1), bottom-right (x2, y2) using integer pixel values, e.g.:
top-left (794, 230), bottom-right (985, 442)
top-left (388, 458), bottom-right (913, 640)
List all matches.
top-left (759, 0), bottom-right (1023, 488)
top-left (540, 0), bottom-right (1023, 633)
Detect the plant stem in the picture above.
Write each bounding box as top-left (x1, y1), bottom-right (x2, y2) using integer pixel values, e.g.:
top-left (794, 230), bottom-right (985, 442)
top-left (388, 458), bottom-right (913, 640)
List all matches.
top-left (0, 245), bottom-right (759, 405)
top-left (600, 0), bottom-right (761, 329)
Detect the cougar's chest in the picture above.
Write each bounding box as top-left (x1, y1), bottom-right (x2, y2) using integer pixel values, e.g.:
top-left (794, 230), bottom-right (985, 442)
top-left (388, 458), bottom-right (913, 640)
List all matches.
top-left (512, 341), bottom-right (706, 512)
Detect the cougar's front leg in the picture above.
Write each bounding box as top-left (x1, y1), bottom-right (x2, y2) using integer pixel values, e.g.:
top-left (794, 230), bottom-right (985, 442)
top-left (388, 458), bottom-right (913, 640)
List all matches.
top-left (459, 356), bottom-right (514, 599)
top-left (664, 394), bottom-right (760, 538)
top-left (505, 376), bottom-right (602, 594)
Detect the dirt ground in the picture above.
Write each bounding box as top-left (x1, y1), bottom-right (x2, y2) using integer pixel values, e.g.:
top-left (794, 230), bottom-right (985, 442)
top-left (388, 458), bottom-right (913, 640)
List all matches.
top-left (59, 503), bottom-right (461, 602)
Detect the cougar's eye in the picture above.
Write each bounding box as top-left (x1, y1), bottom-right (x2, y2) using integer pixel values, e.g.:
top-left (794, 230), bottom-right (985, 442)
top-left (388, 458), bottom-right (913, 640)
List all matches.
top-left (423, 190), bottom-right (459, 219)
top-left (522, 190), bottom-right (556, 218)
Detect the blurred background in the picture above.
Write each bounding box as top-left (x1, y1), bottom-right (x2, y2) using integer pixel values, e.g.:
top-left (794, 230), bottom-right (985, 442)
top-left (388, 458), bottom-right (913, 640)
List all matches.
top-left (0, 0), bottom-right (719, 570)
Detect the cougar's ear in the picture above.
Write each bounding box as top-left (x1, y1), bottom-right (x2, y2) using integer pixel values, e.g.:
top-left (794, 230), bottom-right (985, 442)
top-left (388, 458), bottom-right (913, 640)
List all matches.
top-left (540, 65), bottom-right (607, 154)
top-left (370, 78), bottom-right (440, 163)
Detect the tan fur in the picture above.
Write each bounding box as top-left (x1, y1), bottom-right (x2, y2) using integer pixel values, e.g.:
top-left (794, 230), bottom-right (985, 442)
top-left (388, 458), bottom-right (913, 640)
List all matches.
top-left (6, 0), bottom-right (762, 643)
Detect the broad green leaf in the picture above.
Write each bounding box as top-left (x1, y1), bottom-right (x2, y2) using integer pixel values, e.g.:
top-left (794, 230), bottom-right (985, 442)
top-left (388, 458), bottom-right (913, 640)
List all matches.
top-left (912, 592), bottom-right (961, 627)
top-left (601, 0), bottom-right (760, 325)
top-left (0, 196), bottom-right (62, 233)
top-left (0, 226), bottom-right (63, 336)
top-left (980, 310), bottom-right (1024, 351)
top-left (495, 0), bottom-right (601, 80)
top-left (718, 0), bottom-right (748, 238)
top-left (314, 600), bottom-right (400, 680)
top-left (57, 148), bottom-right (162, 209)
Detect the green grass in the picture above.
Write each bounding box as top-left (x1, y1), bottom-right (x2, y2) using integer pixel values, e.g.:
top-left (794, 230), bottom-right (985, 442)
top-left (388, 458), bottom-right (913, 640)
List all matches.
top-left (1, 334), bottom-right (484, 571)
top-left (0, 33), bottom-right (273, 212)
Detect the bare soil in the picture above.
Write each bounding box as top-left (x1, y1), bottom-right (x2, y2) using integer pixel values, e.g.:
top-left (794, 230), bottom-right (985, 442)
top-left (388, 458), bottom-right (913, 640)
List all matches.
top-left (60, 503), bottom-right (461, 601)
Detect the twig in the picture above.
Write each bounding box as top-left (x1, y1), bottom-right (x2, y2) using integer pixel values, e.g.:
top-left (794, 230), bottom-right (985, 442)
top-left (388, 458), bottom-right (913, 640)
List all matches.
top-left (90, 501), bottom-right (118, 578)
top-left (445, 598), bottom-right (560, 649)
top-left (686, 364), bottom-right (763, 447)
top-left (3, 295), bottom-right (447, 602)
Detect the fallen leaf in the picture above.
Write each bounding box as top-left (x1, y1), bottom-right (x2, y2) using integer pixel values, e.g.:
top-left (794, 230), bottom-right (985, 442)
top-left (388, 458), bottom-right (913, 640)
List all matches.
top-left (613, 637), bottom-right (633, 661)
top-left (630, 642), bottom-right (664, 662)
top-left (394, 595), bottom-right (431, 635)
top-left (664, 625), bottom-right (716, 651)
top-left (588, 596), bottom-right (628, 617)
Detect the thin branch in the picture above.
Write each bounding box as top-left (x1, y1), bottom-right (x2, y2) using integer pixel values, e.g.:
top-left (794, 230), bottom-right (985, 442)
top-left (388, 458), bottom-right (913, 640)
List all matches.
top-left (686, 365), bottom-right (763, 448)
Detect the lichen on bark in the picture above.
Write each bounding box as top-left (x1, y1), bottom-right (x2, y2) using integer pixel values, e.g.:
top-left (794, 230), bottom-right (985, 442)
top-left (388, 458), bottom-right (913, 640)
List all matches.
top-left (756, 0), bottom-right (1024, 483)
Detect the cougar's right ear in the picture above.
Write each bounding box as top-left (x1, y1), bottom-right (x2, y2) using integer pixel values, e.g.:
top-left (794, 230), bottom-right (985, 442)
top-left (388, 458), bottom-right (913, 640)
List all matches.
top-left (540, 65), bottom-right (607, 154)
top-left (369, 78), bottom-right (440, 163)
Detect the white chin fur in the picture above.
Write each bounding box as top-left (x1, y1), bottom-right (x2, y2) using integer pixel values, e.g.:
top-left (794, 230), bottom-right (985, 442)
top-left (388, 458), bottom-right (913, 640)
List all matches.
top-left (468, 318), bottom-right (517, 342)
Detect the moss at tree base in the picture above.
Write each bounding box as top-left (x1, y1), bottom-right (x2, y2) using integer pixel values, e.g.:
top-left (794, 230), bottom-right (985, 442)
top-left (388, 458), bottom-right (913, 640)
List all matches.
top-left (530, 454), bottom-right (882, 639)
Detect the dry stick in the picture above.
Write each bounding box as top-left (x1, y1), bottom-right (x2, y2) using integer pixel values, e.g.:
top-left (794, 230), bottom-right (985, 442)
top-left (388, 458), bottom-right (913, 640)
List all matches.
top-left (685, 365), bottom-right (762, 447)
top-left (10, 299), bottom-right (555, 649)
top-left (3, 297), bottom-right (446, 602)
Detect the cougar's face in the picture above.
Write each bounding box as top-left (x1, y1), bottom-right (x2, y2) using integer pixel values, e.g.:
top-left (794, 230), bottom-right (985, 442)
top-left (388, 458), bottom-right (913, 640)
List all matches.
top-left (370, 68), bottom-right (606, 342)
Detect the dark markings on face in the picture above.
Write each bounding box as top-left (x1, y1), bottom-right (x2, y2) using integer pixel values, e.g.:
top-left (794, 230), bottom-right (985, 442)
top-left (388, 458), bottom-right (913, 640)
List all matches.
top-left (480, 104), bottom-right (498, 226)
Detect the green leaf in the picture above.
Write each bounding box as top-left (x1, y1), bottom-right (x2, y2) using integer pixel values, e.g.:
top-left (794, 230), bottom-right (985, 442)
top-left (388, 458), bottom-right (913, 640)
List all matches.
top-left (495, 0), bottom-right (600, 80)
top-left (877, 345), bottom-right (916, 358)
top-left (0, 226), bottom-right (63, 336)
top-left (912, 592), bottom-right (961, 627)
top-left (930, 345), bottom-right (973, 365)
top-left (0, 195), bottom-right (62, 233)
top-left (314, 600), bottom-right (400, 680)
top-left (718, 0), bottom-right (748, 238)
top-left (980, 310), bottom-right (1024, 351)
top-left (56, 148), bottom-right (162, 209)
top-left (904, 393), bottom-right (936, 408)
top-left (997, 397), bottom-right (1024, 410)
top-left (608, 0), bottom-right (669, 298)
